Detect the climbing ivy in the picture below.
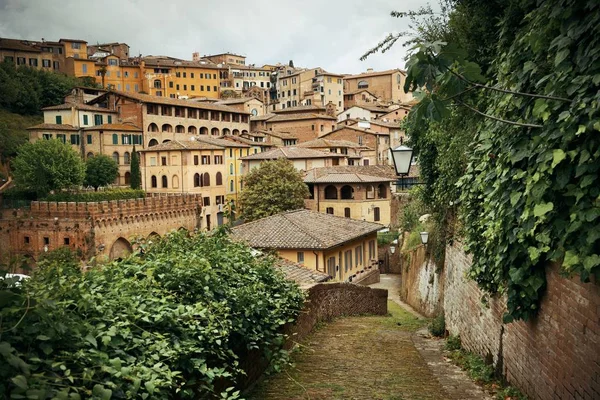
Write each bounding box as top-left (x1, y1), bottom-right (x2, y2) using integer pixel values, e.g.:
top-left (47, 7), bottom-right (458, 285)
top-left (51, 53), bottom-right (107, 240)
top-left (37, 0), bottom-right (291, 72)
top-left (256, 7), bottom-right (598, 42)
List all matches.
top-left (398, 0), bottom-right (600, 321)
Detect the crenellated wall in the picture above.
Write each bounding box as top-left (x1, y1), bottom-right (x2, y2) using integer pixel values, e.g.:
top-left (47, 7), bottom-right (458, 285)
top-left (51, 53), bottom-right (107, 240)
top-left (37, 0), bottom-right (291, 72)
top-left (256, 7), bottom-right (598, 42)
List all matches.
top-left (0, 194), bottom-right (203, 265)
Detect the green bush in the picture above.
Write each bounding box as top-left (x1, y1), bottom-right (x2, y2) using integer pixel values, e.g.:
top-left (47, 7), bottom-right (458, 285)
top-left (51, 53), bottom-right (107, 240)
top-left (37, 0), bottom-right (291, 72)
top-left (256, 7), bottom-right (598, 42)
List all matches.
top-left (405, 229), bottom-right (424, 251)
top-left (447, 350), bottom-right (494, 384)
top-left (0, 229), bottom-right (304, 398)
top-left (377, 231), bottom-right (399, 246)
top-left (445, 335), bottom-right (461, 351)
top-left (428, 315), bottom-right (445, 337)
top-left (43, 188), bottom-right (145, 202)
top-left (2, 187), bottom-right (38, 200)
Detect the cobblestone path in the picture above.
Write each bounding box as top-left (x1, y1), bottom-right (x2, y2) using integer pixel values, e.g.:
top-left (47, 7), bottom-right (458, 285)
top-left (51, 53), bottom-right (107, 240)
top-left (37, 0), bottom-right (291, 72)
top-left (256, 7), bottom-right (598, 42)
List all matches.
top-left (249, 274), bottom-right (491, 400)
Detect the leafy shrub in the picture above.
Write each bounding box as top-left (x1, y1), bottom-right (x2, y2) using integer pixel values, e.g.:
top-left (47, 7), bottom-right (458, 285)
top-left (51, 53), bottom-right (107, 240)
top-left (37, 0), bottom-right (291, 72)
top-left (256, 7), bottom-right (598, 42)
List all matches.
top-left (377, 231), bottom-right (399, 246)
top-left (43, 188), bottom-right (145, 202)
top-left (405, 229), bottom-right (424, 251)
top-left (428, 315), bottom-right (446, 337)
top-left (0, 229), bottom-right (304, 399)
top-left (447, 350), bottom-right (494, 384)
top-left (2, 187), bottom-right (38, 200)
top-left (445, 335), bottom-right (461, 351)
top-left (495, 385), bottom-right (527, 400)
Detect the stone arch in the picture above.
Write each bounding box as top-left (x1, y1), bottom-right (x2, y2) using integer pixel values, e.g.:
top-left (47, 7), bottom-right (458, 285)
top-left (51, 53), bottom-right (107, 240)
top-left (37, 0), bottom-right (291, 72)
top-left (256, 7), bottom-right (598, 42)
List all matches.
top-left (211, 127), bottom-right (220, 136)
top-left (86, 152), bottom-right (94, 159)
top-left (188, 126), bottom-right (197, 134)
top-left (162, 124), bottom-right (173, 132)
top-left (203, 172), bottom-right (210, 186)
top-left (200, 127), bottom-right (208, 135)
top-left (242, 130), bottom-right (248, 135)
top-left (148, 123), bottom-right (159, 132)
top-left (148, 138), bottom-right (159, 147)
top-left (175, 125), bottom-right (185, 133)
top-left (222, 128), bottom-right (231, 135)
top-left (112, 151), bottom-right (120, 164)
top-left (194, 173), bottom-right (201, 187)
top-left (109, 237), bottom-right (132, 260)
top-left (124, 151), bottom-right (131, 165)
top-left (161, 175), bottom-right (168, 188)
top-left (341, 185), bottom-right (354, 200)
top-left (366, 185), bottom-right (375, 199)
top-left (163, 139), bottom-right (171, 143)
top-left (125, 172), bottom-right (131, 185)
top-left (232, 129), bottom-right (240, 135)
top-left (377, 183), bottom-right (387, 199)
top-left (324, 185), bottom-right (338, 199)
top-left (151, 175), bottom-right (157, 188)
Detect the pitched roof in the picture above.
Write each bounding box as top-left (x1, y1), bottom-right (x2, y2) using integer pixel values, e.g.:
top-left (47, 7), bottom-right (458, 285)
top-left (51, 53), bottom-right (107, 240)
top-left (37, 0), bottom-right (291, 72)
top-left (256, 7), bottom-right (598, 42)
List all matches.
top-left (262, 130), bottom-right (298, 140)
top-left (344, 89), bottom-right (377, 97)
top-left (83, 123), bottom-right (142, 131)
top-left (221, 135), bottom-right (272, 147)
top-left (345, 68), bottom-right (405, 79)
top-left (240, 147), bottom-right (344, 160)
top-left (303, 165), bottom-right (397, 183)
top-left (357, 119), bottom-right (401, 129)
top-left (41, 103), bottom-right (117, 112)
top-left (275, 258), bottom-right (331, 284)
top-left (105, 90), bottom-right (251, 114)
top-left (231, 209), bottom-right (383, 250)
top-left (267, 113), bottom-right (336, 122)
top-left (59, 38), bottom-right (87, 43)
top-left (0, 38), bottom-right (41, 52)
top-left (194, 136), bottom-right (250, 148)
top-left (296, 138), bottom-right (366, 149)
top-left (215, 97), bottom-right (262, 105)
top-left (27, 123), bottom-right (78, 131)
top-left (138, 139), bottom-right (224, 152)
top-left (251, 113), bottom-right (276, 121)
top-left (321, 125), bottom-right (389, 138)
top-left (272, 105), bottom-right (326, 114)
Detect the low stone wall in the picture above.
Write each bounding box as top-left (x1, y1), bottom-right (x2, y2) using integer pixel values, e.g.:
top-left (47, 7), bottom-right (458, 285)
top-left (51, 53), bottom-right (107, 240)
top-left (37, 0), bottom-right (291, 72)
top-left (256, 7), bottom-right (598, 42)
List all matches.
top-left (401, 241), bottom-right (600, 399)
top-left (352, 268), bottom-right (380, 286)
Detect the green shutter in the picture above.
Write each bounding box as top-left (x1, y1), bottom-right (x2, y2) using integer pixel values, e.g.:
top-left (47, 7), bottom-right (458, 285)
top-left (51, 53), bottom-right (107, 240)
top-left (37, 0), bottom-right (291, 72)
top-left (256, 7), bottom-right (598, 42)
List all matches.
top-left (55, 115), bottom-right (62, 124)
top-left (107, 115), bottom-right (112, 124)
top-left (83, 115), bottom-right (88, 125)
top-left (87, 135), bottom-right (92, 144)
top-left (112, 134), bottom-right (118, 144)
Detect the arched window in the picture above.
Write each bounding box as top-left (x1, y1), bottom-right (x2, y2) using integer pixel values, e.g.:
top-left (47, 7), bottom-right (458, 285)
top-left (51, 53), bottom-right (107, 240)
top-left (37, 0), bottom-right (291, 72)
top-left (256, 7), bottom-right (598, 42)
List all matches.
top-left (232, 129), bottom-right (240, 135)
top-left (230, 180), bottom-right (234, 192)
top-left (162, 124), bottom-right (173, 132)
top-left (324, 185), bottom-right (338, 199)
top-left (377, 184), bottom-right (387, 199)
top-left (203, 172), bottom-right (210, 186)
top-left (175, 125), bottom-right (185, 133)
top-left (229, 163), bottom-right (234, 175)
top-left (161, 175), bottom-right (168, 188)
top-left (123, 152), bottom-right (131, 165)
top-left (153, 79), bottom-right (161, 89)
top-left (194, 173), bottom-right (201, 187)
top-left (216, 172), bottom-right (223, 185)
top-left (222, 128), bottom-right (230, 135)
top-left (242, 130), bottom-right (248, 135)
top-left (200, 127), bottom-right (208, 135)
top-left (112, 152), bottom-right (119, 164)
top-left (124, 172), bottom-right (131, 185)
top-left (211, 127), bottom-right (219, 136)
top-left (148, 123), bottom-right (159, 132)
top-left (366, 185), bottom-right (375, 199)
top-left (172, 175), bottom-right (179, 189)
top-left (358, 80), bottom-right (368, 89)
top-left (148, 138), bottom-right (159, 147)
top-left (151, 175), bottom-right (157, 188)
top-left (188, 126), bottom-right (197, 134)
top-left (341, 185), bottom-right (354, 199)
top-left (86, 152), bottom-right (94, 159)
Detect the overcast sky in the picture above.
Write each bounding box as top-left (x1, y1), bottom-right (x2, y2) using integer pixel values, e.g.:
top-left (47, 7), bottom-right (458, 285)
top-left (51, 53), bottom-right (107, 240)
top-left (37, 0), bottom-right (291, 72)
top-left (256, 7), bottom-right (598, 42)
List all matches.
top-left (0, 0), bottom-right (435, 74)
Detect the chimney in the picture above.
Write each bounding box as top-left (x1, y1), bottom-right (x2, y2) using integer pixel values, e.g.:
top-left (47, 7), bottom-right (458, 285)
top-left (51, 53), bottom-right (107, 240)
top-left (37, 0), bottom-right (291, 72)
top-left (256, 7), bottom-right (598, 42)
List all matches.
top-left (367, 68), bottom-right (374, 73)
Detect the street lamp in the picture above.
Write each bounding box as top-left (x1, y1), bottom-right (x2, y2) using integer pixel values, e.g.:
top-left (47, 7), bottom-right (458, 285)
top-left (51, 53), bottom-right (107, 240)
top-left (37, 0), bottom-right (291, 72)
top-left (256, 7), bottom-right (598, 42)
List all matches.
top-left (390, 145), bottom-right (414, 190)
top-left (420, 231), bottom-right (429, 245)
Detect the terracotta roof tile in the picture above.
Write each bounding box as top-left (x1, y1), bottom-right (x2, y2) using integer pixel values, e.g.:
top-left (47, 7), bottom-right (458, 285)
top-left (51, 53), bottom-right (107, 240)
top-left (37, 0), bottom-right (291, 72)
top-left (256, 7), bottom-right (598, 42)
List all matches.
top-left (215, 97), bottom-right (263, 105)
top-left (272, 105), bottom-right (326, 114)
top-left (27, 123), bottom-right (78, 131)
top-left (240, 147), bottom-right (344, 160)
top-left (303, 165), bottom-right (398, 183)
top-left (275, 258), bottom-right (331, 284)
top-left (83, 123), bottom-right (141, 131)
top-left (296, 138), bottom-right (367, 149)
top-left (267, 113), bottom-right (336, 122)
top-left (194, 136), bottom-right (250, 148)
top-left (41, 103), bottom-right (117, 112)
top-left (251, 113), bottom-right (276, 121)
top-left (139, 139), bottom-right (224, 152)
top-left (231, 209), bottom-right (383, 250)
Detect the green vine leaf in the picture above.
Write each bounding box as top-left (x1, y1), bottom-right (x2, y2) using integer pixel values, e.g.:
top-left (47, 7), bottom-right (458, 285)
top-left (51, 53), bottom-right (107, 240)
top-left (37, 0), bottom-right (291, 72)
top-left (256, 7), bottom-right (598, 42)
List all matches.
top-left (533, 202), bottom-right (554, 218)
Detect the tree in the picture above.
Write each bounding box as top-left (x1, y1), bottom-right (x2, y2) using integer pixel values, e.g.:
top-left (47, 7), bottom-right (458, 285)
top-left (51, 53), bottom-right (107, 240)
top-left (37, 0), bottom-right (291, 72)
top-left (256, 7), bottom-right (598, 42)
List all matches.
top-left (130, 146), bottom-right (141, 189)
top-left (84, 154), bottom-right (118, 190)
top-left (12, 139), bottom-right (85, 197)
top-left (239, 159), bottom-right (309, 222)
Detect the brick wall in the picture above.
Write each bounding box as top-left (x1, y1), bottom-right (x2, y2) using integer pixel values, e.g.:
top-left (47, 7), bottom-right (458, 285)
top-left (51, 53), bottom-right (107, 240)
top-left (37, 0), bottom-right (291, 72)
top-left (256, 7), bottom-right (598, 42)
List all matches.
top-left (402, 240), bottom-right (600, 399)
top-left (399, 245), bottom-right (444, 317)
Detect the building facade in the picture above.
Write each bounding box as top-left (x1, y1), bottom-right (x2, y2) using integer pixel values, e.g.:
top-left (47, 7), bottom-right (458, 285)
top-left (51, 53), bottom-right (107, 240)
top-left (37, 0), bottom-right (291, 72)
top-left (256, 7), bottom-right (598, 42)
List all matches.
top-left (344, 68), bottom-right (413, 104)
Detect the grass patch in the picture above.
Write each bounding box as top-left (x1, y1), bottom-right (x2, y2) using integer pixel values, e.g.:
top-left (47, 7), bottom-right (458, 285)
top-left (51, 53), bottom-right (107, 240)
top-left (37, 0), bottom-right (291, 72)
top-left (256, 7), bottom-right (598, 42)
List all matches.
top-left (382, 300), bottom-right (427, 331)
top-left (378, 231), bottom-right (400, 245)
top-left (445, 335), bottom-right (527, 399)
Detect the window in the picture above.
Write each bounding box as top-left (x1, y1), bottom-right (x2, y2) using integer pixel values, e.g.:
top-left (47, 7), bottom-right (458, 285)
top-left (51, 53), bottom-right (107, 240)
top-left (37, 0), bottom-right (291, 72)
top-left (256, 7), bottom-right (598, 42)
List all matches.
top-left (44, 237), bottom-right (50, 245)
top-left (194, 155), bottom-right (199, 165)
top-left (64, 237), bottom-right (70, 245)
top-left (203, 172), bottom-right (210, 186)
top-left (161, 157), bottom-right (167, 166)
top-left (377, 184), bottom-right (387, 199)
top-left (17, 57), bottom-right (26, 65)
top-left (55, 115), bottom-right (62, 124)
top-left (29, 58), bottom-right (38, 67)
top-left (122, 134), bottom-right (131, 145)
top-left (229, 163), bottom-right (234, 174)
top-left (70, 134), bottom-right (80, 145)
top-left (202, 155), bottom-right (210, 165)
top-left (214, 155), bottom-right (223, 164)
top-left (373, 207), bottom-right (380, 221)
top-left (125, 71), bottom-right (129, 77)
top-left (112, 152), bottom-right (119, 164)
top-left (216, 172), bottom-right (223, 185)
top-left (320, 125), bottom-right (324, 132)
top-left (176, 84), bottom-right (180, 90)
top-left (355, 246), bottom-right (363, 267)
top-left (183, 72), bottom-right (187, 78)
top-left (324, 185), bottom-right (338, 199)
top-left (341, 185), bottom-right (354, 199)
top-left (230, 180), bottom-right (234, 192)
top-left (358, 80), bottom-right (369, 89)
top-left (56, 134), bottom-right (66, 143)
top-left (86, 135), bottom-right (92, 144)
top-left (42, 59), bottom-right (51, 68)
top-left (94, 115), bottom-right (103, 125)
top-left (169, 81), bottom-right (174, 88)
top-left (345, 250), bottom-right (352, 272)
top-left (134, 84), bottom-right (139, 91)
top-left (82, 115), bottom-right (89, 125)
top-left (368, 240), bottom-right (376, 261)
top-left (358, 136), bottom-right (363, 145)
top-left (191, 85), bottom-right (195, 91)
top-left (71, 42), bottom-right (81, 49)
top-left (151, 175), bottom-right (157, 188)
top-left (311, 124), bottom-right (315, 131)
top-left (326, 207), bottom-right (334, 215)
top-left (54, 61), bottom-right (60, 70)
top-left (214, 86), bottom-right (217, 91)
top-left (126, 84), bottom-right (130, 91)
top-left (42, 133), bottom-right (52, 140)
top-left (161, 175), bottom-right (168, 188)
top-left (191, 73), bottom-right (194, 78)
top-left (154, 80), bottom-right (161, 89)
top-left (194, 173), bottom-right (201, 187)
top-left (24, 236), bottom-right (30, 244)
top-left (112, 134), bottom-right (118, 144)
top-left (216, 195), bottom-right (225, 205)
top-left (150, 156), bottom-right (157, 166)
top-left (344, 208), bottom-right (351, 218)
top-left (175, 72), bottom-right (181, 78)
top-left (366, 185), bottom-right (375, 199)
top-left (124, 152), bottom-right (131, 165)
top-left (207, 86), bottom-right (211, 91)
top-left (172, 175), bottom-right (179, 189)
top-left (203, 197), bottom-right (210, 206)
top-left (297, 252), bottom-right (305, 264)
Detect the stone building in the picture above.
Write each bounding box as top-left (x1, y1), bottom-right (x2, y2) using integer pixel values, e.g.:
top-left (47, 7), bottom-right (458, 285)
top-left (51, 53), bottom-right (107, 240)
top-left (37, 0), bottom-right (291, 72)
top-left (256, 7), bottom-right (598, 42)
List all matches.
top-left (274, 68), bottom-right (344, 112)
top-left (296, 138), bottom-right (370, 165)
top-left (231, 209), bottom-right (382, 281)
top-left (251, 112), bottom-right (337, 143)
top-left (320, 125), bottom-right (390, 165)
top-left (214, 97), bottom-right (266, 117)
top-left (240, 147), bottom-right (348, 172)
top-left (303, 165), bottom-right (397, 225)
top-left (0, 194), bottom-right (203, 264)
top-left (199, 52), bottom-right (246, 66)
top-left (344, 68), bottom-right (413, 104)
top-left (343, 89), bottom-right (379, 109)
top-left (0, 37), bottom-right (87, 73)
top-left (337, 105), bottom-right (389, 123)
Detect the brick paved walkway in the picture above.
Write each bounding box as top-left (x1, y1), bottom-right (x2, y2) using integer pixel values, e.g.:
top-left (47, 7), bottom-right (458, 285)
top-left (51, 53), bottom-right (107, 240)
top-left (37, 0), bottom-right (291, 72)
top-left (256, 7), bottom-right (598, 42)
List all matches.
top-left (249, 274), bottom-right (492, 399)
